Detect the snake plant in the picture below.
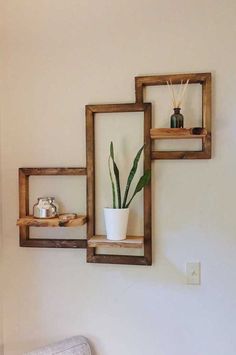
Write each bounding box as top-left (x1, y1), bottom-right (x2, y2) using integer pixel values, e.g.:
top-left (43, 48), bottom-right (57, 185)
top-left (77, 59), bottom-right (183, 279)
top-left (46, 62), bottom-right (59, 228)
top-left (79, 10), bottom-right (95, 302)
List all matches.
top-left (108, 141), bottom-right (151, 209)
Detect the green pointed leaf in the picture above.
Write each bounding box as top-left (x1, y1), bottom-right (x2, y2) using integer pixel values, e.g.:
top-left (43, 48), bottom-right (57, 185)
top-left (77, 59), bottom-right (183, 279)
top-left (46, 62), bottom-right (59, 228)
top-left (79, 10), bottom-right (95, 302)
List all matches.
top-left (122, 145), bottom-right (144, 208)
top-left (112, 161), bottom-right (121, 208)
top-left (125, 170), bottom-right (151, 208)
top-left (108, 155), bottom-right (116, 208)
top-left (109, 141), bottom-right (121, 208)
top-left (110, 141), bottom-right (114, 159)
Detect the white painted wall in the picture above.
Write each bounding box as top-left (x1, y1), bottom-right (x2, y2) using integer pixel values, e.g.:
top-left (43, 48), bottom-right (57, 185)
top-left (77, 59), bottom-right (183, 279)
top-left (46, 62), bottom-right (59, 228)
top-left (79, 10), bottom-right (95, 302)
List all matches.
top-left (1, 0), bottom-right (236, 354)
top-left (0, 176), bottom-right (3, 354)
top-left (0, 229), bottom-right (3, 355)
top-left (0, 234), bottom-right (3, 355)
top-left (0, 52), bottom-right (4, 354)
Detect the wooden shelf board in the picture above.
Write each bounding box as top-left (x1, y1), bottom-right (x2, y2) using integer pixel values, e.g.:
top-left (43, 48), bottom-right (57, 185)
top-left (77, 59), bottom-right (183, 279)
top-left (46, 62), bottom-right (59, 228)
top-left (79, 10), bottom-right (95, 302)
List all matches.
top-left (88, 235), bottom-right (144, 249)
top-left (150, 128), bottom-right (207, 140)
top-left (17, 215), bottom-right (87, 227)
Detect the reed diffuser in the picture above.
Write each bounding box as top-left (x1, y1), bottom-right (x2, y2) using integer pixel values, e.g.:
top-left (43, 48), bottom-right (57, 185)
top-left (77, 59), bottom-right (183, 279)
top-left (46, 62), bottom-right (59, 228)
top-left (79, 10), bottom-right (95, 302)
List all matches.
top-left (167, 79), bottom-right (189, 128)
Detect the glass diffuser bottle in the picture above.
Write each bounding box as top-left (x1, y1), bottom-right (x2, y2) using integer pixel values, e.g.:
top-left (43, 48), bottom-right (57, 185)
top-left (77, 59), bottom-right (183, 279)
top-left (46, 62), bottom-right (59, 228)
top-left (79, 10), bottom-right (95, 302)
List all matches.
top-left (167, 79), bottom-right (189, 129)
top-left (170, 107), bottom-right (184, 128)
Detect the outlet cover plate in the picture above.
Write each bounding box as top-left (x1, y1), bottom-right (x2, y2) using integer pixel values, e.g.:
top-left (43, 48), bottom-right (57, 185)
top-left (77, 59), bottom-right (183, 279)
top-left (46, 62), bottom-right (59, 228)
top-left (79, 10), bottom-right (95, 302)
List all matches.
top-left (186, 262), bottom-right (201, 285)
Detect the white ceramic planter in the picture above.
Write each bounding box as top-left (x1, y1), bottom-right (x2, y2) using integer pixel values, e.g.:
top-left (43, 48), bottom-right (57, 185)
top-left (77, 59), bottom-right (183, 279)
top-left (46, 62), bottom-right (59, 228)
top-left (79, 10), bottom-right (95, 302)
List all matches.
top-left (104, 208), bottom-right (129, 240)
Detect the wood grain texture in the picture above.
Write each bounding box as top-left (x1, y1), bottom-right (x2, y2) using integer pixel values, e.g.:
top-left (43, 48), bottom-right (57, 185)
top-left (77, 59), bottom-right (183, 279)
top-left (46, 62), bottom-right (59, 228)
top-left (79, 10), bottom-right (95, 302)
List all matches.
top-left (135, 73), bottom-right (208, 102)
top-left (18, 167), bottom-right (87, 249)
top-left (17, 215), bottom-right (87, 227)
top-left (88, 236), bottom-right (144, 249)
top-left (20, 239), bottom-right (87, 249)
top-left (150, 128), bottom-right (207, 139)
top-left (21, 167), bottom-right (87, 176)
top-left (19, 169), bottom-right (29, 243)
top-left (86, 103), bottom-right (148, 113)
top-left (87, 254), bottom-right (148, 266)
top-left (202, 74), bottom-right (212, 158)
top-left (86, 106), bottom-right (96, 261)
top-left (135, 72), bottom-right (210, 97)
top-left (151, 140), bottom-right (211, 159)
top-left (135, 72), bottom-right (212, 160)
top-left (143, 103), bottom-right (152, 265)
top-left (86, 103), bottom-right (152, 265)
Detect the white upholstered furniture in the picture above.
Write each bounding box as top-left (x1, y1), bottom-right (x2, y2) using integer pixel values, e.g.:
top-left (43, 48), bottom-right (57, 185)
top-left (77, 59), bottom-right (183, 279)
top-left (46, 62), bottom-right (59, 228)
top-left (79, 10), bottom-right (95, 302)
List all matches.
top-left (24, 336), bottom-right (91, 355)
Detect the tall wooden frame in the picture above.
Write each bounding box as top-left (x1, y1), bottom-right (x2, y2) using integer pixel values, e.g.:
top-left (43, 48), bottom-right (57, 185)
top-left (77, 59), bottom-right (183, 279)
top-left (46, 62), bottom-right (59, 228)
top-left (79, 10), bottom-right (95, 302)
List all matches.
top-left (86, 103), bottom-right (152, 265)
top-left (135, 72), bottom-right (212, 160)
top-left (18, 167), bottom-right (87, 248)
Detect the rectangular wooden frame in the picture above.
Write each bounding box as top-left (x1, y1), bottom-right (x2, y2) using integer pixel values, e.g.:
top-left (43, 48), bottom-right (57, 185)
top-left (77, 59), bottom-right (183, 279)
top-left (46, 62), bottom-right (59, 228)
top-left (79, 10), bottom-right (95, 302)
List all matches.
top-left (135, 72), bottom-right (212, 160)
top-left (86, 103), bottom-right (152, 265)
top-left (19, 167), bottom-right (87, 248)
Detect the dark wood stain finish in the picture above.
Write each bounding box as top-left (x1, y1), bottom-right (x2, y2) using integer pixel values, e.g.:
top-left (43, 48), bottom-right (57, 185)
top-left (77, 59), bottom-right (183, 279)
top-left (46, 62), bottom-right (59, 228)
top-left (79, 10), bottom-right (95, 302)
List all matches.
top-left (21, 167), bottom-right (87, 176)
top-left (86, 103), bottom-right (152, 265)
top-left (18, 167), bottom-right (87, 248)
top-left (19, 168), bottom-right (29, 244)
top-left (18, 72), bottom-right (212, 265)
top-left (135, 72), bottom-right (212, 160)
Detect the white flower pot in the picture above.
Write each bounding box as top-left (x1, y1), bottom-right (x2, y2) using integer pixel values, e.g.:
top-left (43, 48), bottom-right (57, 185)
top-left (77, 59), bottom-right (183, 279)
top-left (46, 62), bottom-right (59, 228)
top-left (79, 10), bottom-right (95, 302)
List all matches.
top-left (104, 208), bottom-right (129, 240)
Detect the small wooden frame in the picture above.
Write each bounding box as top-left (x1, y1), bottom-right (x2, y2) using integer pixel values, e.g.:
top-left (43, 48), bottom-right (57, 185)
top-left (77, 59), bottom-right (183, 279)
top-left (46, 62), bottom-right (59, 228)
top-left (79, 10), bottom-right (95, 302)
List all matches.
top-left (86, 103), bottom-right (152, 265)
top-left (135, 72), bottom-right (212, 160)
top-left (18, 167), bottom-right (87, 248)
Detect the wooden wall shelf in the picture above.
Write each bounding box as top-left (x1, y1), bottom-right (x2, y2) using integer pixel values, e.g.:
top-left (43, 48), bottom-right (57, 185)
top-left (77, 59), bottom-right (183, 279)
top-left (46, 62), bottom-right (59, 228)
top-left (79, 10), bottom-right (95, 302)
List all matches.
top-left (17, 215), bottom-right (87, 227)
top-left (86, 103), bottom-right (152, 265)
top-left (150, 128), bottom-right (207, 140)
top-left (88, 236), bottom-right (144, 249)
top-left (18, 72), bottom-right (212, 265)
top-left (18, 167), bottom-right (87, 248)
top-left (135, 72), bottom-right (212, 160)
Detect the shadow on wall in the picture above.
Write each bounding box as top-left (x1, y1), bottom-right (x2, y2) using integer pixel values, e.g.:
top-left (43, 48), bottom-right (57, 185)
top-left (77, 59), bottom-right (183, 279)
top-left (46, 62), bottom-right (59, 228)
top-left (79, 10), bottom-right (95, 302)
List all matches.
top-left (89, 340), bottom-right (97, 355)
top-left (87, 335), bottom-right (107, 355)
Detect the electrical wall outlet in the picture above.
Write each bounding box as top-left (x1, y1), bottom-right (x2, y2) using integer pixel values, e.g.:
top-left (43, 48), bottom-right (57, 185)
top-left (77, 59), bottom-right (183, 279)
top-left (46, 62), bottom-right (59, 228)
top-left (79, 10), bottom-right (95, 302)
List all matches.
top-left (186, 262), bottom-right (201, 285)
